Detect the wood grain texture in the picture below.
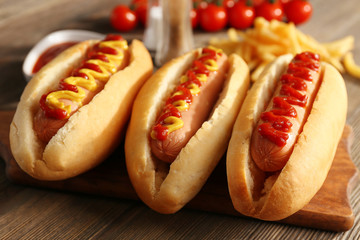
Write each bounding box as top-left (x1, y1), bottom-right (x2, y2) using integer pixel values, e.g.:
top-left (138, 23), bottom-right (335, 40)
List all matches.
top-left (0, 111), bottom-right (358, 231)
top-left (0, 0), bottom-right (360, 238)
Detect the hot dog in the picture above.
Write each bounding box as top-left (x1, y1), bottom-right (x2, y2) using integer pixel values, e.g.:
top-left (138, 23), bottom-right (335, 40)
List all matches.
top-left (9, 34), bottom-right (153, 180)
top-left (33, 34), bottom-right (130, 143)
top-left (150, 48), bottom-right (229, 163)
top-left (125, 47), bottom-right (250, 213)
top-left (226, 52), bottom-right (347, 221)
top-left (251, 52), bottom-right (322, 172)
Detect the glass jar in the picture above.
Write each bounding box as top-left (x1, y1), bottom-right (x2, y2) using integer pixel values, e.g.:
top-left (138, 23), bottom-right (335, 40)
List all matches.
top-left (143, 0), bottom-right (162, 52)
top-left (154, 0), bottom-right (194, 66)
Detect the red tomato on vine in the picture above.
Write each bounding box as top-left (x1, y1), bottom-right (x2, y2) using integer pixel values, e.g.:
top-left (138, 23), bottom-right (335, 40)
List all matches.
top-left (252, 0), bottom-right (265, 7)
top-left (256, 0), bottom-right (284, 21)
top-left (111, 5), bottom-right (138, 32)
top-left (223, 0), bottom-right (236, 10)
top-left (228, 1), bottom-right (255, 29)
top-left (285, 0), bottom-right (313, 25)
top-left (134, 2), bottom-right (147, 26)
top-left (199, 3), bottom-right (228, 32)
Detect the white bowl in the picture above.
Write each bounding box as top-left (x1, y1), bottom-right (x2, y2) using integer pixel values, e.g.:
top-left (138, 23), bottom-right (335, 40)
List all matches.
top-left (23, 29), bottom-right (105, 81)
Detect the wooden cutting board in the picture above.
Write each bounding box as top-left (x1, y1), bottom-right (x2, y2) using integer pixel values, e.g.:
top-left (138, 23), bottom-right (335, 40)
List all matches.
top-left (0, 110), bottom-right (358, 232)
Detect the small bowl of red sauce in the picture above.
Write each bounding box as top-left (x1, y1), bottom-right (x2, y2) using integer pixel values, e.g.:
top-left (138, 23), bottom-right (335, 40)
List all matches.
top-left (23, 29), bottom-right (105, 81)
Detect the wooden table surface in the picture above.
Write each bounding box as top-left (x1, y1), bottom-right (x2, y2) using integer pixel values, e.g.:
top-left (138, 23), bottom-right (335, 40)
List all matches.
top-left (1, 0), bottom-right (360, 239)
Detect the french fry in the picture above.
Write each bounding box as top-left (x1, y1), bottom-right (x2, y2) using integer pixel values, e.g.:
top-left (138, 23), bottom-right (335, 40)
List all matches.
top-left (288, 23), bottom-right (302, 54)
top-left (209, 38), bottom-right (241, 56)
top-left (251, 61), bottom-right (269, 82)
top-left (344, 52), bottom-right (360, 78)
top-left (209, 17), bottom-right (357, 80)
top-left (247, 59), bottom-right (261, 71)
top-left (227, 28), bottom-right (239, 41)
top-left (323, 36), bottom-right (354, 58)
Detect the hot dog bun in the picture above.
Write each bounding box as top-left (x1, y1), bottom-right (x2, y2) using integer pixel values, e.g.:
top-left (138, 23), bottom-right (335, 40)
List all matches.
top-left (226, 54), bottom-right (348, 221)
top-left (125, 49), bottom-right (250, 214)
top-left (10, 39), bottom-right (153, 180)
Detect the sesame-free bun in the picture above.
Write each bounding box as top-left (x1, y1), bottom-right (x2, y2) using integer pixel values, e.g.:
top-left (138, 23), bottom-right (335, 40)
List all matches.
top-left (226, 54), bottom-right (348, 221)
top-left (10, 39), bottom-right (153, 180)
top-left (125, 51), bottom-right (250, 213)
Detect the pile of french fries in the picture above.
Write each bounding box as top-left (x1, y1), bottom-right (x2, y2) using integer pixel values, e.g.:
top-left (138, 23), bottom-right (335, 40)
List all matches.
top-left (209, 17), bottom-right (360, 81)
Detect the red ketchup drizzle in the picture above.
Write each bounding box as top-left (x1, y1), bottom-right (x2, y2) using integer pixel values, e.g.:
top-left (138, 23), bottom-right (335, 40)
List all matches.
top-left (180, 70), bottom-right (203, 94)
top-left (39, 34), bottom-right (124, 120)
top-left (166, 86), bottom-right (193, 105)
top-left (39, 92), bottom-right (68, 119)
top-left (152, 47), bottom-right (220, 140)
top-left (152, 104), bottom-right (181, 141)
top-left (258, 52), bottom-right (320, 147)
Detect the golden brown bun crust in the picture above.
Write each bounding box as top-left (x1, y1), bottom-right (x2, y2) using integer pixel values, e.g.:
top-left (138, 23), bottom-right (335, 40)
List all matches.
top-left (226, 54), bottom-right (348, 221)
top-left (9, 39), bottom-right (153, 180)
top-left (125, 51), bottom-right (250, 214)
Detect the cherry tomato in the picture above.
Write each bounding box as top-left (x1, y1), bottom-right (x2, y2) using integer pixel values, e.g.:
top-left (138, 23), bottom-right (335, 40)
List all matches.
top-left (199, 3), bottom-right (228, 32)
top-left (131, 0), bottom-right (146, 5)
top-left (280, 0), bottom-right (292, 12)
top-left (256, 0), bottom-right (284, 21)
top-left (252, 0), bottom-right (265, 7)
top-left (228, 1), bottom-right (255, 29)
top-left (110, 5), bottom-right (138, 32)
top-left (134, 2), bottom-right (147, 26)
top-left (190, 8), bottom-right (199, 29)
top-left (195, 0), bottom-right (209, 17)
top-left (285, 0), bottom-right (312, 25)
top-left (280, 0), bottom-right (292, 5)
top-left (193, 0), bottom-right (206, 8)
top-left (223, 0), bottom-right (236, 10)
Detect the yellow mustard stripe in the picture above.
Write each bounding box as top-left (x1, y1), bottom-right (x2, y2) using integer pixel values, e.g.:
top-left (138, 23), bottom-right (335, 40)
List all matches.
top-left (172, 100), bottom-right (189, 111)
top-left (104, 53), bottom-right (124, 65)
top-left (150, 116), bottom-right (184, 140)
top-left (186, 83), bottom-right (200, 95)
top-left (46, 88), bottom-right (85, 117)
top-left (172, 90), bottom-right (184, 97)
top-left (180, 75), bottom-right (188, 84)
top-left (63, 76), bottom-right (97, 92)
top-left (203, 59), bottom-right (218, 71)
top-left (86, 59), bottom-right (118, 75)
top-left (207, 45), bottom-right (223, 55)
top-left (99, 40), bottom-right (128, 50)
top-left (196, 73), bottom-right (207, 82)
top-left (163, 116), bottom-right (184, 134)
top-left (171, 89), bottom-right (190, 111)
